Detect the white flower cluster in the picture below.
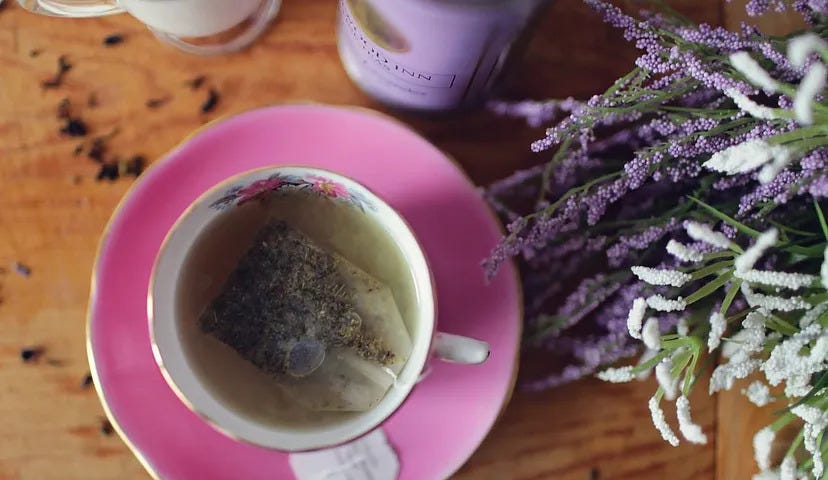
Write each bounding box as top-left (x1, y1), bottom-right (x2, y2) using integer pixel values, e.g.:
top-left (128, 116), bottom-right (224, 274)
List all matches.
top-left (735, 228), bottom-right (778, 274)
top-left (646, 294), bottom-right (686, 312)
top-left (676, 395), bottom-right (707, 445)
top-left (725, 89), bottom-right (783, 120)
top-left (656, 357), bottom-right (678, 400)
top-left (780, 456), bottom-right (797, 480)
top-left (743, 381), bottom-right (772, 407)
top-left (710, 358), bottom-right (763, 393)
top-left (762, 324), bottom-right (824, 389)
top-left (724, 34), bottom-right (828, 188)
top-left (788, 33), bottom-right (828, 126)
top-left (677, 317), bottom-right (689, 336)
top-left (631, 266), bottom-right (692, 287)
top-left (707, 312), bottom-right (727, 352)
top-left (822, 245), bottom-right (828, 290)
top-left (642, 317), bottom-right (661, 350)
top-left (598, 177), bottom-right (828, 471)
top-left (648, 396), bottom-right (680, 447)
top-left (742, 283), bottom-right (810, 312)
top-left (737, 269), bottom-right (816, 290)
top-left (788, 33), bottom-right (827, 68)
top-left (804, 421), bottom-right (825, 478)
top-left (596, 366), bottom-right (636, 383)
top-left (704, 139), bottom-right (791, 178)
top-left (754, 426), bottom-right (775, 471)
top-left (685, 221), bottom-right (732, 250)
top-left (627, 297), bottom-right (647, 339)
top-left (667, 240), bottom-right (704, 263)
top-left (730, 52), bottom-right (780, 92)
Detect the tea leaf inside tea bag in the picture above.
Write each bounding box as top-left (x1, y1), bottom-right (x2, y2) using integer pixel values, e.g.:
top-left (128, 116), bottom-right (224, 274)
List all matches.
top-left (199, 220), bottom-right (412, 412)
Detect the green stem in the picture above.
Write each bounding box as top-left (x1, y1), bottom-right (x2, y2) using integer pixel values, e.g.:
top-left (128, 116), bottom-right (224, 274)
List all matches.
top-left (784, 429), bottom-right (804, 460)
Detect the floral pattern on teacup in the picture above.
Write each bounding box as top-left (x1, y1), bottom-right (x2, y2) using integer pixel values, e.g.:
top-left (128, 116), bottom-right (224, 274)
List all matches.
top-left (209, 173), bottom-right (375, 212)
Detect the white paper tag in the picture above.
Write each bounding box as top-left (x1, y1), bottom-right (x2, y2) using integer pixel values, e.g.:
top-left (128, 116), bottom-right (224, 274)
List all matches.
top-left (288, 429), bottom-right (400, 480)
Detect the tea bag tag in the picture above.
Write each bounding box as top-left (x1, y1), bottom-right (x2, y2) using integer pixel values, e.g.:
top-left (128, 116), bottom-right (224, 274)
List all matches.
top-left (288, 429), bottom-right (400, 480)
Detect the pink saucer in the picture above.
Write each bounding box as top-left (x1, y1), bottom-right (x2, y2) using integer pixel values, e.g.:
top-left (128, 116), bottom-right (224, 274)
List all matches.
top-left (87, 105), bottom-right (521, 480)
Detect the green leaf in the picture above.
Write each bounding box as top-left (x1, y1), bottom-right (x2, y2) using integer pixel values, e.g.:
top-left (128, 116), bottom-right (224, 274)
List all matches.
top-left (769, 219), bottom-right (819, 238)
top-left (816, 199), bottom-right (828, 242)
top-left (784, 243), bottom-right (827, 258)
top-left (687, 196), bottom-right (761, 238)
top-left (720, 279), bottom-right (743, 315)
top-left (631, 350), bottom-right (670, 374)
top-left (690, 260), bottom-right (733, 281)
top-left (685, 271), bottom-right (733, 305)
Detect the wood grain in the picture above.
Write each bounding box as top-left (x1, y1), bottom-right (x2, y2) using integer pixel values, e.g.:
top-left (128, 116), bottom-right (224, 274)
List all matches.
top-left (0, 1), bottom-right (806, 479)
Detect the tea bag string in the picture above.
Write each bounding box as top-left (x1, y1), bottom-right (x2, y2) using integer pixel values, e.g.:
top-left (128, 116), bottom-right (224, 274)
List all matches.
top-left (381, 366), bottom-right (427, 388)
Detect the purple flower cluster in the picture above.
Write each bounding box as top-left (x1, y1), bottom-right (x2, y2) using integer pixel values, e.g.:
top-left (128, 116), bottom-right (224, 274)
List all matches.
top-left (486, 0), bottom-right (828, 389)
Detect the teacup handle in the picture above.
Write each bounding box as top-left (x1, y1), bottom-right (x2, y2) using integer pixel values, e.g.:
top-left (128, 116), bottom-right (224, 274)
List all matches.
top-left (433, 332), bottom-right (489, 365)
top-left (17, 0), bottom-right (125, 17)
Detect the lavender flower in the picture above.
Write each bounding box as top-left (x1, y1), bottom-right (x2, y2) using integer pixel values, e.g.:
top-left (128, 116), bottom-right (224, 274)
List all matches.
top-left (486, 3), bottom-right (828, 472)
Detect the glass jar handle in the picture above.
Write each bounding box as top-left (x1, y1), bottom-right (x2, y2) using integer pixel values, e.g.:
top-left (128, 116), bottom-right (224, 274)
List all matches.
top-left (17, 0), bottom-right (124, 17)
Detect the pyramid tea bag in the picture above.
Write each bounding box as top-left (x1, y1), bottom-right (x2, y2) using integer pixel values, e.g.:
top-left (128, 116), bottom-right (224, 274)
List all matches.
top-left (199, 220), bottom-right (413, 412)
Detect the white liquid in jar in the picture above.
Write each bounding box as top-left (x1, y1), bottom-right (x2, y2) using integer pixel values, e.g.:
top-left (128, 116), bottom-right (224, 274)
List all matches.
top-left (119, 0), bottom-right (261, 37)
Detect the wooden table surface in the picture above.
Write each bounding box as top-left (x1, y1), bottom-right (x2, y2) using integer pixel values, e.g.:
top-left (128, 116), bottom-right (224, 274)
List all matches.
top-left (0, 1), bottom-right (800, 479)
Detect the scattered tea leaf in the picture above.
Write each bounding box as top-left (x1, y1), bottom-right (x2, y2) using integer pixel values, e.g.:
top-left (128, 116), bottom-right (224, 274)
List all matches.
top-left (20, 347), bottom-right (42, 362)
top-left (200, 88), bottom-right (219, 114)
top-left (96, 162), bottom-right (119, 182)
top-left (29, 49), bottom-right (42, 58)
top-left (124, 155), bottom-right (146, 177)
top-left (145, 97), bottom-right (169, 109)
top-left (87, 92), bottom-right (99, 108)
top-left (100, 418), bottom-right (114, 436)
top-left (187, 75), bottom-right (206, 90)
top-left (57, 98), bottom-right (71, 120)
top-left (86, 128), bottom-right (119, 163)
top-left (58, 55), bottom-right (72, 72)
top-left (87, 138), bottom-right (106, 163)
top-left (589, 468), bottom-right (601, 480)
top-left (14, 262), bottom-right (31, 277)
top-left (73, 143), bottom-right (84, 156)
top-left (60, 118), bottom-right (88, 137)
top-left (81, 373), bottom-right (94, 389)
top-left (41, 55), bottom-right (72, 89)
top-left (46, 358), bottom-right (65, 367)
top-left (102, 33), bottom-right (124, 46)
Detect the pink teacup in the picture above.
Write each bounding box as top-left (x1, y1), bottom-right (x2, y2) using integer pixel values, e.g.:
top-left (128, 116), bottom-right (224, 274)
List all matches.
top-left (148, 165), bottom-right (489, 451)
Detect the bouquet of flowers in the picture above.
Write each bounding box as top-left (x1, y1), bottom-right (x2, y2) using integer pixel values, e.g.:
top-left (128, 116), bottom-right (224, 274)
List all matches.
top-left (485, 1), bottom-right (828, 477)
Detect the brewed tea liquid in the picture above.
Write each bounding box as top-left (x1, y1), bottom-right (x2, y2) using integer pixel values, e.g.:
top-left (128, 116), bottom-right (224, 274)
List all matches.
top-left (176, 190), bottom-right (418, 430)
